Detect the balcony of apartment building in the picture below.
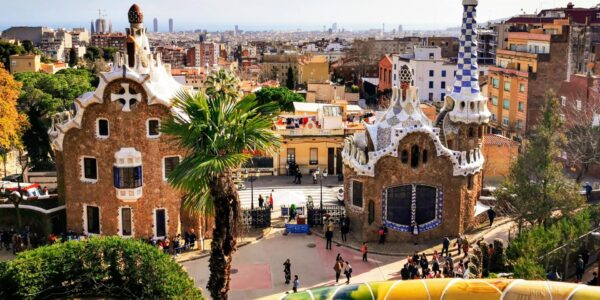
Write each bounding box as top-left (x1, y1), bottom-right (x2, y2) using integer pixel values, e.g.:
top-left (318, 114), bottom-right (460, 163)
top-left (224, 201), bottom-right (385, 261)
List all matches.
top-left (274, 102), bottom-right (367, 137)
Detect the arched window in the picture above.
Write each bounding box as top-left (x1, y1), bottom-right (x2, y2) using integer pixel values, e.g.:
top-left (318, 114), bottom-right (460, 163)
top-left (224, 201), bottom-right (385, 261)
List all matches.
top-left (467, 175), bottom-right (474, 190)
top-left (401, 150), bottom-right (409, 163)
top-left (468, 127), bottom-right (475, 138)
top-left (411, 145), bottom-right (420, 168)
top-left (422, 149), bottom-right (428, 164)
top-left (478, 126), bottom-right (483, 138)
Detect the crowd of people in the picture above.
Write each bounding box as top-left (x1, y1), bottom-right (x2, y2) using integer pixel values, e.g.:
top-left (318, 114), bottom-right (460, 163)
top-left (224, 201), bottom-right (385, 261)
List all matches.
top-left (140, 228), bottom-right (199, 256)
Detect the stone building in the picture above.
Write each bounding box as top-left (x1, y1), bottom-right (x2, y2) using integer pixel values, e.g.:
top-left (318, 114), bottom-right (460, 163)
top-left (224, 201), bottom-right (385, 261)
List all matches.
top-left (342, 0), bottom-right (490, 242)
top-left (49, 4), bottom-right (201, 239)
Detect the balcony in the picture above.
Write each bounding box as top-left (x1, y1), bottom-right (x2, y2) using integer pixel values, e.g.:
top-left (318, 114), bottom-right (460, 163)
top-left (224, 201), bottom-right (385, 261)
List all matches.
top-left (488, 65), bottom-right (530, 78)
top-left (276, 128), bottom-right (346, 137)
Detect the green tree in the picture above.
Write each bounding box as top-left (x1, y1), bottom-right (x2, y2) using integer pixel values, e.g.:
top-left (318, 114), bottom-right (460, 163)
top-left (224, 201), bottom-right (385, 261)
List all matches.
top-left (286, 66), bottom-right (295, 90)
top-left (495, 91), bottom-right (583, 230)
top-left (101, 47), bottom-right (118, 61)
top-left (14, 69), bottom-right (96, 170)
top-left (0, 41), bottom-right (26, 69)
top-left (204, 69), bottom-right (241, 99)
top-left (254, 86), bottom-right (304, 112)
top-left (0, 237), bottom-right (202, 299)
top-left (162, 73), bottom-right (280, 299)
top-left (84, 46), bottom-right (102, 61)
top-left (68, 47), bottom-right (79, 67)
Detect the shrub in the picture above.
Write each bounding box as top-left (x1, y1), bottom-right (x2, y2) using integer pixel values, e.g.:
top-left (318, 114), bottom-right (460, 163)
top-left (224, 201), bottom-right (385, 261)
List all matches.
top-left (467, 248), bottom-right (482, 278)
top-left (481, 242), bottom-right (490, 277)
top-left (490, 239), bottom-right (505, 272)
top-left (0, 236), bottom-right (202, 299)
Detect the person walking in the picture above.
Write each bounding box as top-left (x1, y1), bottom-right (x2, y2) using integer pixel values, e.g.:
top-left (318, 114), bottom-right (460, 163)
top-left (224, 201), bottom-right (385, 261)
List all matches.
top-left (296, 169), bottom-right (302, 184)
top-left (442, 236), bottom-right (450, 257)
top-left (284, 259), bottom-right (291, 284)
top-left (313, 171), bottom-right (318, 184)
top-left (487, 207), bottom-right (496, 227)
top-left (258, 194), bottom-right (264, 208)
top-left (325, 220), bottom-right (334, 250)
top-left (361, 242), bottom-right (368, 262)
top-left (333, 260), bottom-right (343, 283)
top-left (340, 218), bottom-right (349, 242)
top-left (378, 225), bottom-right (387, 244)
top-left (293, 275), bottom-right (299, 293)
top-left (269, 190), bottom-right (274, 211)
top-left (576, 255), bottom-right (585, 282)
top-left (461, 237), bottom-right (470, 258)
top-left (344, 261), bottom-right (352, 284)
top-left (455, 235), bottom-right (463, 255)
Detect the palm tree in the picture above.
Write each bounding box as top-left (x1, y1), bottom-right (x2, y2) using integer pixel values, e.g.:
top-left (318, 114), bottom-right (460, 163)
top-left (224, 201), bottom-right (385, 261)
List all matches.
top-left (163, 77), bottom-right (280, 299)
top-left (204, 69), bottom-right (242, 99)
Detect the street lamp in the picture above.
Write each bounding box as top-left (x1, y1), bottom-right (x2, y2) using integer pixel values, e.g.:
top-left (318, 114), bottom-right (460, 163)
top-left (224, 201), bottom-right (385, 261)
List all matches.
top-left (317, 167), bottom-right (328, 210)
top-left (246, 170), bottom-right (259, 209)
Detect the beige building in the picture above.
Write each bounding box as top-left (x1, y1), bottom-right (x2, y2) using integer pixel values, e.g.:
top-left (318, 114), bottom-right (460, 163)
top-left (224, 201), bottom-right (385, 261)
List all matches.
top-left (9, 54), bottom-right (41, 74)
top-left (297, 55), bottom-right (329, 84)
top-left (260, 53), bottom-right (300, 85)
top-left (306, 83), bottom-right (360, 104)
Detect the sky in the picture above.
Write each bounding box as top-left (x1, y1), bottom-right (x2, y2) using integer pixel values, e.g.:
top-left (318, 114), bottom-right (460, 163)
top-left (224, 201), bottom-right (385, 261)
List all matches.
top-left (1, 0), bottom-right (600, 32)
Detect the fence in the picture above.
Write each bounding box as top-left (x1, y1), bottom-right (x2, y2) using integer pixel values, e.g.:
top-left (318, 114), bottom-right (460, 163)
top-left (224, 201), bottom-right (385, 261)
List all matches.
top-left (539, 227), bottom-right (600, 280)
top-left (241, 207), bottom-right (271, 228)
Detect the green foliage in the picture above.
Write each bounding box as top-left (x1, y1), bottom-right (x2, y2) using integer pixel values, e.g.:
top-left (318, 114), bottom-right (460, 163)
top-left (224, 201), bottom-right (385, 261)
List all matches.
top-left (467, 248), bottom-right (482, 278)
top-left (481, 242), bottom-right (490, 277)
top-left (350, 85), bottom-right (359, 93)
top-left (102, 47), bottom-right (119, 61)
top-left (14, 69), bottom-right (96, 170)
top-left (506, 209), bottom-right (591, 279)
top-left (254, 86), bottom-right (305, 112)
top-left (84, 46), bottom-right (101, 61)
top-left (286, 66), bottom-right (295, 89)
top-left (490, 239), bottom-right (505, 273)
top-left (68, 47), bottom-right (78, 67)
top-left (0, 41), bottom-right (27, 69)
top-left (204, 69), bottom-right (241, 100)
top-left (0, 237), bottom-right (202, 299)
top-left (495, 91), bottom-right (583, 228)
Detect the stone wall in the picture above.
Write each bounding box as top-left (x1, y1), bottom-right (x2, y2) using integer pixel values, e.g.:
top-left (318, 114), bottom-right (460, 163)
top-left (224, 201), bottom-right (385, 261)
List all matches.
top-left (59, 78), bottom-right (200, 238)
top-left (343, 132), bottom-right (481, 243)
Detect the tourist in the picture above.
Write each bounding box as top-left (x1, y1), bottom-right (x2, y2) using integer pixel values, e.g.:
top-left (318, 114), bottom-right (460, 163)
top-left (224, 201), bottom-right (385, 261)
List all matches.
top-left (361, 242), bottom-right (368, 262)
top-left (293, 275), bottom-right (299, 293)
top-left (289, 203), bottom-right (297, 222)
top-left (42, 186), bottom-right (49, 195)
top-left (400, 264), bottom-right (410, 280)
top-left (487, 207), bottom-right (496, 227)
top-left (258, 194), bottom-right (264, 208)
top-left (419, 253), bottom-right (429, 273)
top-left (455, 235), bottom-right (463, 255)
top-left (588, 272), bottom-right (598, 286)
top-left (576, 255), bottom-right (585, 282)
top-left (333, 260), bottom-right (343, 283)
top-left (313, 171), bottom-right (318, 184)
top-left (336, 253), bottom-right (343, 262)
top-left (442, 236), bottom-right (450, 257)
top-left (585, 182), bottom-right (593, 202)
top-left (455, 261), bottom-right (465, 278)
top-left (461, 237), bottom-right (469, 258)
top-left (412, 251), bottom-right (419, 264)
top-left (378, 225), bottom-right (387, 244)
top-left (269, 190), bottom-right (274, 211)
top-left (284, 259), bottom-right (291, 284)
top-left (344, 261), bottom-right (352, 284)
top-left (340, 217), bottom-right (349, 242)
top-left (442, 262), bottom-right (452, 277)
top-left (434, 271), bottom-right (443, 278)
top-left (547, 267), bottom-right (561, 281)
top-left (432, 256), bottom-right (440, 274)
top-left (185, 228), bottom-right (197, 250)
top-left (325, 220), bottom-right (334, 250)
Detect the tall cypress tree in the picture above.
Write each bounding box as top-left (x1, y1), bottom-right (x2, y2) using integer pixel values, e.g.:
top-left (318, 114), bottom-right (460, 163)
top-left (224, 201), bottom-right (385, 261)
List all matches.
top-left (69, 48), bottom-right (78, 67)
top-left (286, 66), bottom-right (295, 90)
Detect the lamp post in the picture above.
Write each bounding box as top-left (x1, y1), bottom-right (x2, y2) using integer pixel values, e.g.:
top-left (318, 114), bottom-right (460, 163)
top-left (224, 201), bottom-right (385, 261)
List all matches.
top-left (318, 167), bottom-right (328, 210)
top-left (247, 170), bottom-right (259, 209)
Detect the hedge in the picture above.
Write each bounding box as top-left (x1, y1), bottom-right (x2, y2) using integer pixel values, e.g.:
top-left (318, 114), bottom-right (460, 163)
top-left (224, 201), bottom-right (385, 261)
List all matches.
top-left (0, 236), bottom-right (203, 299)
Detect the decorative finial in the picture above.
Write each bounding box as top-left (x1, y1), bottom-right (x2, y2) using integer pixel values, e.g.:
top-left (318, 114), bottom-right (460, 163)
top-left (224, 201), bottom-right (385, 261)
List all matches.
top-left (128, 4), bottom-right (143, 24)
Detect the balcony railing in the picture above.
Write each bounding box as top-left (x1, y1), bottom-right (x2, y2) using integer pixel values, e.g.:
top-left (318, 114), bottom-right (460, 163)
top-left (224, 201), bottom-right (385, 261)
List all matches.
top-left (276, 128), bottom-right (346, 136)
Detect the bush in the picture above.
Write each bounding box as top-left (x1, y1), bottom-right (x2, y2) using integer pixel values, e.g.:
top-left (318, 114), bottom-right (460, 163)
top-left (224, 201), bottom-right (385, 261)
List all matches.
top-left (0, 236), bottom-right (202, 299)
top-left (481, 242), bottom-right (490, 277)
top-left (490, 239), bottom-right (505, 272)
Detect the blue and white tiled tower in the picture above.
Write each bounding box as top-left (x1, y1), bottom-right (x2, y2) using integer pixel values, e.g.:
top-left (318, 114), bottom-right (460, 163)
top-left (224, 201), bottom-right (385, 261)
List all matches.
top-left (448, 0), bottom-right (491, 124)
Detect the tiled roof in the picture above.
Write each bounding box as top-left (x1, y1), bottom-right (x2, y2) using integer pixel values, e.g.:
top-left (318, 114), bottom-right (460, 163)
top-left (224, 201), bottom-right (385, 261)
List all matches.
top-left (484, 134), bottom-right (518, 146)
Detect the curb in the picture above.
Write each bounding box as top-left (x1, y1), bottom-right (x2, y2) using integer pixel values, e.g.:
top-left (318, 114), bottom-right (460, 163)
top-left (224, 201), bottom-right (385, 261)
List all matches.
top-left (310, 218), bottom-right (513, 257)
top-left (177, 227), bottom-right (274, 263)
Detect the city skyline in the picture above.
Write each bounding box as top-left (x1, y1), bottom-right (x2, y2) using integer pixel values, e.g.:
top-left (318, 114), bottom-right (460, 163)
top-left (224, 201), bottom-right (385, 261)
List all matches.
top-left (1, 0), bottom-right (599, 32)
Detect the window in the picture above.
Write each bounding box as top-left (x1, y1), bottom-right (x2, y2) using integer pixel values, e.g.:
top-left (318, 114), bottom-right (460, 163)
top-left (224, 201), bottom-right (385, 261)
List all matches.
top-left (491, 96), bottom-right (498, 106)
top-left (467, 175), bottom-right (474, 190)
top-left (411, 145), bottom-right (420, 168)
top-left (428, 93), bottom-right (433, 101)
top-left (503, 99), bottom-right (510, 110)
top-left (491, 114), bottom-right (497, 122)
top-left (86, 205), bottom-right (100, 234)
top-left (287, 148), bottom-right (296, 163)
top-left (422, 149), bottom-right (428, 164)
top-left (163, 156), bottom-right (180, 180)
top-left (120, 207), bottom-right (132, 236)
top-left (155, 209), bottom-right (166, 238)
top-left (415, 186), bottom-right (437, 224)
top-left (502, 117), bottom-right (509, 126)
top-left (503, 81), bottom-right (511, 91)
top-left (492, 78), bottom-right (499, 88)
top-left (468, 127), bottom-right (475, 138)
top-left (519, 83), bottom-right (525, 93)
top-left (401, 150), bottom-right (409, 163)
top-left (309, 148), bottom-right (318, 165)
top-left (386, 185), bottom-right (412, 225)
top-left (83, 157), bottom-right (98, 181)
top-left (441, 70), bottom-right (447, 77)
top-left (429, 81), bottom-right (434, 89)
top-left (561, 96), bottom-right (566, 106)
top-left (576, 100), bottom-right (582, 111)
top-left (97, 119), bottom-right (109, 138)
top-left (441, 81), bottom-right (446, 89)
top-left (368, 200), bottom-right (375, 224)
top-left (114, 166), bottom-right (142, 189)
top-left (351, 180), bottom-right (363, 207)
top-left (517, 119), bottom-right (523, 129)
top-left (518, 101), bottom-right (524, 112)
top-left (441, 93), bottom-right (445, 100)
top-left (147, 119), bottom-right (160, 137)
top-left (429, 70), bottom-right (434, 77)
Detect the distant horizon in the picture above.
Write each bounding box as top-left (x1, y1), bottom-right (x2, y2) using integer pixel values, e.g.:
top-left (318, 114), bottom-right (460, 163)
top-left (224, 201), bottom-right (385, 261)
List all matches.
top-left (2, 0), bottom-right (599, 34)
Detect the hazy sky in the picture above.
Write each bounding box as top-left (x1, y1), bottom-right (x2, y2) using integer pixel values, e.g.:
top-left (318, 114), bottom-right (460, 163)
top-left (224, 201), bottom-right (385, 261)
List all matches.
top-left (1, 0), bottom-right (600, 31)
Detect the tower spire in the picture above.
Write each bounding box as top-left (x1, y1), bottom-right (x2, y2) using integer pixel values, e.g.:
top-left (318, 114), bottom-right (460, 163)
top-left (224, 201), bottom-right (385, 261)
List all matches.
top-left (448, 0), bottom-right (491, 124)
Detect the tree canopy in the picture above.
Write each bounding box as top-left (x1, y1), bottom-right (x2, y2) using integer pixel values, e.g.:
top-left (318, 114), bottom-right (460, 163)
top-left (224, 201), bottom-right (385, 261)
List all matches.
top-left (0, 41), bottom-right (27, 69)
top-left (0, 65), bottom-right (28, 151)
top-left (14, 69), bottom-right (97, 170)
top-left (495, 91), bottom-right (583, 229)
top-left (253, 86), bottom-right (304, 112)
